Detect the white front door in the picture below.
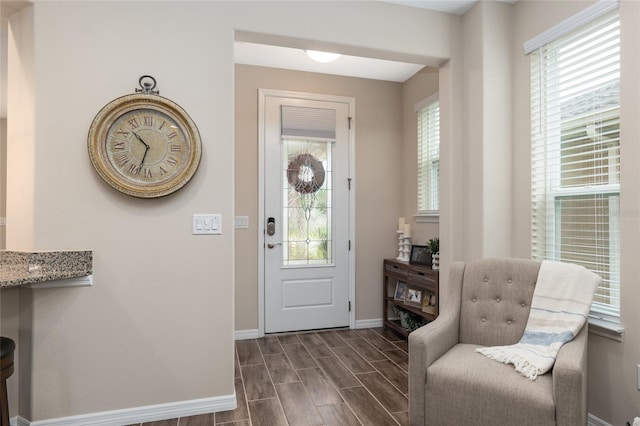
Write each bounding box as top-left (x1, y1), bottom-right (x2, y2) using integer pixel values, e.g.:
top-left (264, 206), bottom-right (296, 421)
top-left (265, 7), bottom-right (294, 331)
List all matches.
top-left (262, 91), bottom-right (352, 333)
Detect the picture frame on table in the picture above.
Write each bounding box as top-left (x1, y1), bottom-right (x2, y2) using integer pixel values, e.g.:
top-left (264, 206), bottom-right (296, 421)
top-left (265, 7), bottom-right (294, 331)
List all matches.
top-left (394, 281), bottom-right (407, 301)
top-left (409, 245), bottom-right (431, 266)
top-left (406, 288), bottom-right (423, 307)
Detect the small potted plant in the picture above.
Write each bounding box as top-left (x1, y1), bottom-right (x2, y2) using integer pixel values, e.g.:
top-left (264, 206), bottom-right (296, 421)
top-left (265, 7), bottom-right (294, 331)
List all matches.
top-left (393, 305), bottom-right (428, 332)
top-left (427, 237), bottom-right (440, 270)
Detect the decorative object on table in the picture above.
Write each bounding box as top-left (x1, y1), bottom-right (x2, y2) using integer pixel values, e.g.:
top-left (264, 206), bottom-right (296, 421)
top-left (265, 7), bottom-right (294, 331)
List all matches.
top-left (394, 281), bottom-right (407, 301)
top-left (394, 305), bottom-right (411, 329)
top-left (432, 254), bottom-right (440, 270)
top-left (406, 288), bottom-right (423, 307)
top-left (88, 75), bottom-right (202, 198)
top-left (409, 245), bottom-right (431, 266)
top-left (422, 293), bottom-right (437, 315)
top-left (393, 305), bottom-right (428, 332)
top-left (396, 217), bottom-right (411, 261)
top-left (427, 237), bottom-right (440, 270)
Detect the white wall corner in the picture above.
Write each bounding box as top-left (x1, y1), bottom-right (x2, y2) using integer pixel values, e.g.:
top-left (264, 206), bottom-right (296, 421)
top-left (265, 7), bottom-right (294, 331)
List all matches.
top-left (13, 416), bottom-right (30, 426)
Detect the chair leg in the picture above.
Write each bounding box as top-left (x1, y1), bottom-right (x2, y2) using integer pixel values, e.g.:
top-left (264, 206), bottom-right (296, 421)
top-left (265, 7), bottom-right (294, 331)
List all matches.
top-left (0, 378), bottom-right (8, 426)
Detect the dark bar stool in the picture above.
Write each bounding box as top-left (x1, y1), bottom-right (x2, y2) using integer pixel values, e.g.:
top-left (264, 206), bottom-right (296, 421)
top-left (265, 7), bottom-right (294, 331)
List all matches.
top-left (0, 337), bottom-right (15, 426)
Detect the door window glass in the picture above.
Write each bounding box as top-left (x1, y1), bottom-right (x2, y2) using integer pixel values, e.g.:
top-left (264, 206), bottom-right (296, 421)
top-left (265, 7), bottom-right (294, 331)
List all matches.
top-left (282, 138), bottom-right (332, 266)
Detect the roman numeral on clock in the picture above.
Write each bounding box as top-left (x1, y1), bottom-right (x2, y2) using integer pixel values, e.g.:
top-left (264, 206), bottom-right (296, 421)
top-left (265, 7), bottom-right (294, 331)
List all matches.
top-left (116, 153), bottom-right (129, 166)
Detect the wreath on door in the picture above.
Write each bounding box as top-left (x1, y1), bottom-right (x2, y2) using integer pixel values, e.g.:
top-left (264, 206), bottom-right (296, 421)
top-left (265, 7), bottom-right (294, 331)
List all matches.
top-left (287, 153), bottom-right (325, 194)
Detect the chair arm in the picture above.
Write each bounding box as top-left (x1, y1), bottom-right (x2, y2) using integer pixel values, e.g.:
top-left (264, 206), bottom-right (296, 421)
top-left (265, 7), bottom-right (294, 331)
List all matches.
top-left (409, 309), bottom-right (460, 372)
top-left (408, 261), bottom-right (465, 426)
top-left (553, 323), bottom-right (588, 426)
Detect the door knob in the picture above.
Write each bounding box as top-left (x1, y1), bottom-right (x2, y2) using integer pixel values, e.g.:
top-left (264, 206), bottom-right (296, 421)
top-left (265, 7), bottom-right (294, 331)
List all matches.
top-left (267, 243), bottom-right (282, 249)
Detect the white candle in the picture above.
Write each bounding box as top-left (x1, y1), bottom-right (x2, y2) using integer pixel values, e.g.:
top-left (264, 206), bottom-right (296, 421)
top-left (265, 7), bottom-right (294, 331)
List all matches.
top-left (398, 217), bottom-right (405, 232)
top-left (403, 223), bottom-right (411, 236)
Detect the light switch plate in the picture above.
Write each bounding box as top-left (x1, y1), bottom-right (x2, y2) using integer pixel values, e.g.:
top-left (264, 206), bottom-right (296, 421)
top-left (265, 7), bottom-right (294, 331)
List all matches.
top-left (192, 214), bottom-right (222, 235)
top-left (235, 216), bottom-right (249, 229)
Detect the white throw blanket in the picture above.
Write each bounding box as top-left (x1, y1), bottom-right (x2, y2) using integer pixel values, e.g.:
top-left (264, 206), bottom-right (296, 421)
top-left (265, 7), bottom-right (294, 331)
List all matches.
top-left (476, 260), bottom-right (601, 380)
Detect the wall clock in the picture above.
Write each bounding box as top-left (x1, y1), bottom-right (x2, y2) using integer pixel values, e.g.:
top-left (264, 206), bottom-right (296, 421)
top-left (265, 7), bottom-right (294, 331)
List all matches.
top-left (88, 75), bottom-right (202, 198)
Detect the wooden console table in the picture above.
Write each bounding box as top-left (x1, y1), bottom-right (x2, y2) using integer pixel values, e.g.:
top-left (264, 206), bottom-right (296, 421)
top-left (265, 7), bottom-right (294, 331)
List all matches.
top-left (383, 258), bottom-right (439, 337)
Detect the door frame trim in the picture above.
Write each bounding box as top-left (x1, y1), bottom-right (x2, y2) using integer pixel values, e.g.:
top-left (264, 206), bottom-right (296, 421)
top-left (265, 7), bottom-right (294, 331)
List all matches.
top-left (257, 88), bottom-right (356, 337)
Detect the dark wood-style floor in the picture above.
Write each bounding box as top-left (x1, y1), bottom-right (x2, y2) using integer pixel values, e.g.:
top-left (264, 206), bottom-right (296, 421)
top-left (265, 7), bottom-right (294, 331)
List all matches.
top-left (135, 327), bottom-right (410, 426)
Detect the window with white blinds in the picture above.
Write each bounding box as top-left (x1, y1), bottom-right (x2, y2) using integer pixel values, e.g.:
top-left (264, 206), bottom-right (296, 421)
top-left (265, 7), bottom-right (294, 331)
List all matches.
top-left (417, 97), bottom-right (440, 215)
top-left (530, 10), bottom-right (620, 322)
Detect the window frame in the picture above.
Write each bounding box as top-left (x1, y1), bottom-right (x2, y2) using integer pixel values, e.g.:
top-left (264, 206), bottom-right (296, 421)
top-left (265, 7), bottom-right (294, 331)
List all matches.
top-left (416, 93), bottom-right (440, 222)
top-left (529, 8), bottom-right (621, 328)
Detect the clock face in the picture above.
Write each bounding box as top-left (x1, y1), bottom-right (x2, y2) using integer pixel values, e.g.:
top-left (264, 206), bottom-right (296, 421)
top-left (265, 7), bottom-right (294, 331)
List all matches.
top-left (88, 94), bottom-right (201, 198)
top-left (106, 109), bottom-right (188, 184)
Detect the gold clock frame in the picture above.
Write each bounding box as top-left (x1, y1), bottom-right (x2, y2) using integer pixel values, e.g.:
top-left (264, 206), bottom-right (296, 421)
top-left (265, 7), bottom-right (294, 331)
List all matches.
top-left (88, 92), bottom-right (202, 198)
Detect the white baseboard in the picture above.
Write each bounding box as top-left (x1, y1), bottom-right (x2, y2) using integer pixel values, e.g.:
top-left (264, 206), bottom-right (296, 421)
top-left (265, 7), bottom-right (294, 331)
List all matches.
top-left (15, 393), bottom-right (235, 426)
top-left (234, 329), bottom-right (260, 340)
top-left (587, 413), bottom-right (612, 426)
top-left (354, 318), bottom-right (383, 329)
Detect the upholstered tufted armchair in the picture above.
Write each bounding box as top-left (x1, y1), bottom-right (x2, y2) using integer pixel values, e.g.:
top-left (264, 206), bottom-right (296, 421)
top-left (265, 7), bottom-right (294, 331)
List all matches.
top-left (408, 258), bottom-right (589, 426)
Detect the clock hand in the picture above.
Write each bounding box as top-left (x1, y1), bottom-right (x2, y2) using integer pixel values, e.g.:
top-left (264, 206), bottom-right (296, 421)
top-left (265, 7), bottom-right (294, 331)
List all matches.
top-left (132, 131), bottom-right (151, 170)
top-left (139, 145), bottom-right (150, 169)
top-left (132, 131), bottom-right (150, 149)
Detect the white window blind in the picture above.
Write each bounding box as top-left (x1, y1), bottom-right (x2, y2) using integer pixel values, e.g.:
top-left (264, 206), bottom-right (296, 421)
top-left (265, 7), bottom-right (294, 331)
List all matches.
top-left (417, 98), bottom-right (440, 215)
top-left (530, 10), bottom-right (620, 321)
top-left (281, 106), bottom-right (336, 139)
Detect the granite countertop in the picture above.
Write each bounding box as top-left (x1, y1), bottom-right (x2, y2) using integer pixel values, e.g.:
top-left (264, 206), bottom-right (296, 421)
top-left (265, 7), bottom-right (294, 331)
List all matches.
top-left (0, 250), bottom-right (93, 288)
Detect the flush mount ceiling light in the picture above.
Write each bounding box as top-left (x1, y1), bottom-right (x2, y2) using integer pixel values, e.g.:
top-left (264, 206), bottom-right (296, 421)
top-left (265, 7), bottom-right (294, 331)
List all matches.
top-left (305, 50), bottom-right (341, 63)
